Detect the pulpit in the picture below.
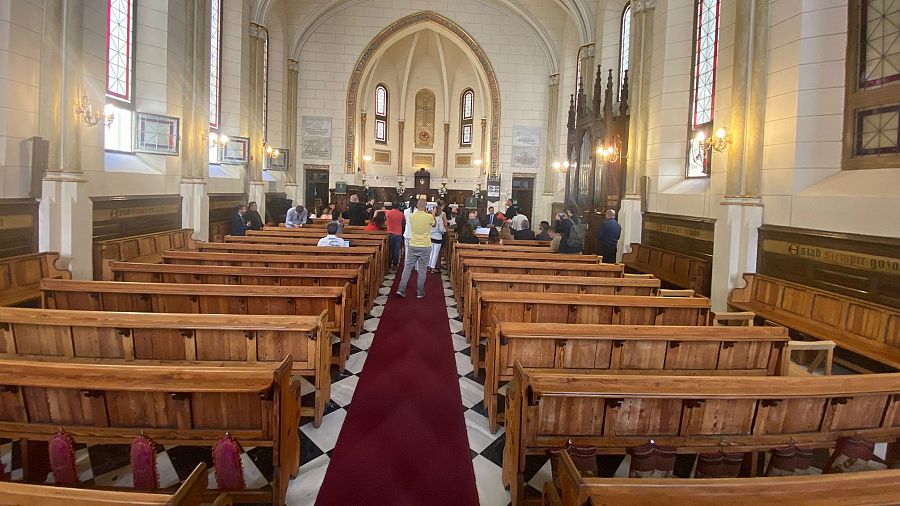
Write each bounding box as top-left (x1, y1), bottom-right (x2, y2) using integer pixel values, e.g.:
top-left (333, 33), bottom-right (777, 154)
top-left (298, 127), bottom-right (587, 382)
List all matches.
top-left (413, 168), bottom-right (431, 197)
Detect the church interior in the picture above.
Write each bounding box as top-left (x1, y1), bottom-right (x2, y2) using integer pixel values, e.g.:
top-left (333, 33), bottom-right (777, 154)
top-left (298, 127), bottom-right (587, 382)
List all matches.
top-left (0, 0), bottom-right (899, 504)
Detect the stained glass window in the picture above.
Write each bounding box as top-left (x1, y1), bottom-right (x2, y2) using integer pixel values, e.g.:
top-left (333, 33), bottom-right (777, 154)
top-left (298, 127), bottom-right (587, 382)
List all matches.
top-left (375, 84), bottom-right (388, 143)
top-left (209, 0), bottom-right (222, 128)
top-left (106, 0), bottom-right (133, 101)
top-left (262, 27), bottom-right (269, 142)
top-left (619, 3), bottom-right (631, 100)
top-left (859, 0), bottom-right (900, 89)
top-left (136, 113), bottom-right (180, 155)
top-left (686, 0), bottom-right (720, 177)
top-left (460, 89), bottom-right (474, 147)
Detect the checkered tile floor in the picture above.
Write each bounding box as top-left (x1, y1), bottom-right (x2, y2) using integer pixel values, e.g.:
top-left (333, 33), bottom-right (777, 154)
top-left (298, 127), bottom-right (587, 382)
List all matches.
top-left (0, 269), bottom-right (557, 505)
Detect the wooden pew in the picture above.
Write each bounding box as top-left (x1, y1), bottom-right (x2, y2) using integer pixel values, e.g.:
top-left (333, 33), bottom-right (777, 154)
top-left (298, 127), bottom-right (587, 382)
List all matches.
top-left (448, 242), bottom-right (551, 277)
top-left (93, 229), bottom-right (194, 280)
top-left (0, 307), bottom-right (331, 427)
top-left (504, 363), bottom-right (900, 505)
top-left (185, 242), bottom-right (381, 305)
top-left (484, 323), bottom-right (790, 432)
top-left (225, 234), bottom-right (389, 274)
top-left (0, 357), bottom-right (300, 505)
top-left (622, 242), bottom-right (712, 296)
top-left (469, 292), bottom-right (711, 372)
top-left (550, 451), bottom-right (900, 506)
top-left (39, 279), bottom-right (354, 371)
top-left (0, 252), bottom-right (70, 307)
top-left (462, 275), bottom-right (662, 344)
top-left (101, 261), bottom-right (365, 338)
top-left (0, 463), bottom-right (228, 505)
top-left (729, 273), bottom-right (900, 372)
top-left (451, 251), bottom-right (600, 295)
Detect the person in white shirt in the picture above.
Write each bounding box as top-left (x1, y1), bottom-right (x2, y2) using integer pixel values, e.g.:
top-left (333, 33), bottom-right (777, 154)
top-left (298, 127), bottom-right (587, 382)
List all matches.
top-left (510, 211), bottom-right (528, 232)
top-left (317, 222), bottom-right (348, 247)
top-left (402, 196), bottom-right (416, 251)
top-left (285, 205), bottom-right (308, 228)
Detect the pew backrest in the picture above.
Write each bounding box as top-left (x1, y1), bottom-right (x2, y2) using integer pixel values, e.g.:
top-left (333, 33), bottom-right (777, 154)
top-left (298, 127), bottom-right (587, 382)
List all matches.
top-left (729, 273), bottom-right (900, 371)
top-left (622, 242), bottom-right (712, 296)
top-left (553, 451), bottom-right (900, 506)
top-left (92, 229), bottom-right (194, 280)
top-left (0, 252), bottom-right (70, 307)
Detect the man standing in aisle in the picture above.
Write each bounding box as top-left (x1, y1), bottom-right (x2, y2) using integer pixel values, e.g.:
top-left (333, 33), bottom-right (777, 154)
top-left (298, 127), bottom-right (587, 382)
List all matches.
top-left (385, 203), bottom-right (404, 272)
top-left (596, 209), bottom-right (622, 263)
top-left (395, 198), bottom-right (435, 299)
top-left (348, 194), bottom-right (367, 226)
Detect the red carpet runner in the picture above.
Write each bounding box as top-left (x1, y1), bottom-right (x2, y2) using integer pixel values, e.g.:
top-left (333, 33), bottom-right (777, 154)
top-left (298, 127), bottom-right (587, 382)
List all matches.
top-left (315, 271), bottom-right (479, 505)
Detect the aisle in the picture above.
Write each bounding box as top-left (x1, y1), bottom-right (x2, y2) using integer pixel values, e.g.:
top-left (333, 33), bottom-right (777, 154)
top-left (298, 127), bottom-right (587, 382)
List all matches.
top-left (313, 271), bottom-right (479, 505)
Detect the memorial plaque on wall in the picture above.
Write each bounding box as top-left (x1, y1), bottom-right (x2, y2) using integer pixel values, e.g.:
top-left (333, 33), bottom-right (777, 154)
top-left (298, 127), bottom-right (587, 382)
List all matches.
top-left (301, 116), bottom-right (332, 159)
top-left (641, 212), bottom-right (715, 259)
top-left (487, 175), bottom-right (501, 200)
top-left (758, 225), bottom-right (900, 309)
top-left (0, 198), bottom-right (39, 259)
top-left (91, 195), bottom-right (182, 241)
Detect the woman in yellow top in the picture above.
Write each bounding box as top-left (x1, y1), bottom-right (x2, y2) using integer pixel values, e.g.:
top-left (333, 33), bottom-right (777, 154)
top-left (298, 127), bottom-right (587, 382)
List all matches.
top-left (395, 199), bottom-right (436, 299)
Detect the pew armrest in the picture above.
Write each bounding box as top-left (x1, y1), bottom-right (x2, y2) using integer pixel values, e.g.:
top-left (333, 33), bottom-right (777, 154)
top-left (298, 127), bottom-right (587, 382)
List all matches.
top-left (541, 482), bottom-right (562, 506)
top-left (713, 311), bottom-right (756, 326)
top-left (784, 340), bottom-right (835, 376)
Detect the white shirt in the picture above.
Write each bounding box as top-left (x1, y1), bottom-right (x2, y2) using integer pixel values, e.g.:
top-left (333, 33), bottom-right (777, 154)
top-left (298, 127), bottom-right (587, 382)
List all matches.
top-left (285, 208), bottom-right (308, 228)
top-left (317, 235), bottom-right (348, 247)
top-left (403, 207), bottom-right (413, 239)
top-left (510, 213), bottom-right (528, 231)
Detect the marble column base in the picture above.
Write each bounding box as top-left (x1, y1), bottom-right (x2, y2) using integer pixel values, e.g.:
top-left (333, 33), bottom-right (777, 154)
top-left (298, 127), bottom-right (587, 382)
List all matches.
top-left (39, 172), bottom-right (92, 279)
top-left (181, 178), bottom-right (209, 242)
top-left (710, 196), bottom-right (764, 312)
top-left (618, 195), bottom-right (644, 261)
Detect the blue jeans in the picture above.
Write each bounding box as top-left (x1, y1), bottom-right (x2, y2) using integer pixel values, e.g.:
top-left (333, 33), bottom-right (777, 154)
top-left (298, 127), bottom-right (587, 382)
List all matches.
top-left (397, 246), bottom-right (430, 297)
top-left (388, 234), bottom-right (403, 267)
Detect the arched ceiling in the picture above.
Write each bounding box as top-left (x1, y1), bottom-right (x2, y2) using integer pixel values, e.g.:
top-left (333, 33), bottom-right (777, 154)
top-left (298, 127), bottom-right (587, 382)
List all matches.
top-left (253, 0), bottom-right (596, 75)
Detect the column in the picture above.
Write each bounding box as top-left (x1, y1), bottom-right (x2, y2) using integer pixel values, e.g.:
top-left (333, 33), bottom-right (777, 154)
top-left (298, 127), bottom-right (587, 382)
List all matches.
top-left (359, 112), bottom-right (368, 186)
top-left (479, 118), bottom-right (487, 168)
top-left (180, 0), bottom-right (211, 241)
top-left (38, 0), bottom-right (92, 279)
top-left (284, 59), bottom-right (300, 205)
top-left (442, 122), bottom-right (450, 178)
top-left (543, 74), bottom-right (560, 195)
top-left (579, 44), bottom-right (596, 109)
top-left (619, 0), bottom-right (655, 261)
top-left (397, 120), bottom-right (405, 175)
top-left (247, 23), bottom-right (266, 217)
top-left (710, 0), bottom-right (768, 310)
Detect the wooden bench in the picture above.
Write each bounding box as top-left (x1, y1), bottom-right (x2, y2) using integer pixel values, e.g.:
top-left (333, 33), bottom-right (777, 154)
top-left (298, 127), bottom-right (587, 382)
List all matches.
top-left (729, 273), bottom-right (900, 372)
top-left (101, 261), bottom-right (365, 338)
top-left (622, 242), bottom-right (712, 296)
top-left (0, 307), bottom-right (331, 427)
top-left (462, 275), bottom-right (661, 344)
top-left (93, 229), bottom-right (194, 280)
top-left (504, 362), bottom-right (900, 505)
top-left (470, 292), bottom-right (712, 372)
top-left (0, 463), bottom-right (229, 505)
top-left (549, 450), bottom-right (900, 506)
top-left (484, 323), bottom-right (790, 432)
top-left (451, 251), bottom-right (600, 295)
top-left (39, 279), bottom-right (354, 371)
top-left (0, 252), bottom-right (70, 307)
top-left (225, 234), bottom-right (389, 275)
top-left (186, 242), bottom-right (381, 305)
top-left (0, 357), bottom-right (300, 505)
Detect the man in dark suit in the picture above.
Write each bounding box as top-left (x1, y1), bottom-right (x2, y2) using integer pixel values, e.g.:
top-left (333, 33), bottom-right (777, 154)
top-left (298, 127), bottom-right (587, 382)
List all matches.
top-left (230, 205), bottom-right (249, 236)
top-left (483, 206), bottom-right (497, 227)
top-left (504, 198), bottom-right (518, 219)
top-left (348, 194), bottom-right (367, 226)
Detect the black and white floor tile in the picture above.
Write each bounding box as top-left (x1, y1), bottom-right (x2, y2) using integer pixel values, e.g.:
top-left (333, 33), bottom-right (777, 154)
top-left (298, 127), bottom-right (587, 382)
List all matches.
top-left (0, 268), bottom-right (551, 505)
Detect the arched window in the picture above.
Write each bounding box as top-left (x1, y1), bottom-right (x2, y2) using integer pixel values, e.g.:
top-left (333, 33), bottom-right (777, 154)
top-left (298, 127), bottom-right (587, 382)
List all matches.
top-left (460, 88), bottom-right (474, 146)
top-left (375, 84), bottom-right (388, 143)
top-left (262, 26), bottom-right (269, 142)
top-left (619, 3), bottom-right (632, 100)
top-left (686, 0), bottom-right (721, 178)
top-left (104, 0), bottom-right (135, 152)
top-left (209, 0), bottom-right (222, 129)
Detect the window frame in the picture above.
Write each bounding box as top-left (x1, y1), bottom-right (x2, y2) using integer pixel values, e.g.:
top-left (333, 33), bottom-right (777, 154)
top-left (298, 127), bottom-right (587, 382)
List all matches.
top-left (104, 0), bottom-right (137, 154)
top-left (684, 0), bottom-right (721, 178)
top-left (460, 88), bottom-right (474, 147)
top-left (209, 0), bottom-right (223, 129)
top-left (375, 83), bottom-right (388, 144)
top-left (619, 2), bottom-right (632, 101)
top-left (842, 0), bottom-right (900, 170)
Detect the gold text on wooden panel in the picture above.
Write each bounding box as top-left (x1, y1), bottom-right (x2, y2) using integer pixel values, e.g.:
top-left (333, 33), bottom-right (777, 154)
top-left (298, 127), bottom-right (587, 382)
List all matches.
top-left (763, 239), bottom-right (900, 275)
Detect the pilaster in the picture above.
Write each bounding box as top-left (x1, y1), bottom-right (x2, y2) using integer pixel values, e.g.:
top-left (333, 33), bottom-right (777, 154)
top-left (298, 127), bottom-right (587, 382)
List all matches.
top-left (39, 172), bottom-right (92, 279)
top-left (181, 178), bottom-right (209, 242)
top-left (710, 197), bottom-right (763, 311)
top-left (248, 23), bottom-right (267, 217)
top-left (442, 122), bottom-right (450, 178)
top-left (625, 0), bottom-right (655, 194)
top-left (618, 194), bottom-right (643, 259)
top-left (248, 182), bottom-right (266, 221)
top-left (397, 120), bottom-right (405, 175)
top-left (285, 59), bottom-right (299, 186)
top-left (284, 183), bottom-right (300, 206)
top-left (579, 44), bottom-right (596, 108)
top-left (543, 74), bottom-right (561, 195)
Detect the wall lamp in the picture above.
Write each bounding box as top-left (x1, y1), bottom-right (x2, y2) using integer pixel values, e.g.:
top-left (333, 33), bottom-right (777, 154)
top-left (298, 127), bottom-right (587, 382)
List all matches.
top-left (75, 94), bottom-right (114, 127)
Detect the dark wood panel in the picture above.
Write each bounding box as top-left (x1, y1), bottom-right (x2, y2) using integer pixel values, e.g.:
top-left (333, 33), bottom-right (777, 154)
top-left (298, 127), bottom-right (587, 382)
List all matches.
top-left (265, 192), bottom-right (291, 226)
top-left (641, 212), bottom-right (715, 258)
top-left (757, 225), bottom-right (900, 309)
top-left (91, 195), bottom-right (182, 241)
top-left (0, 198), bottom-right (39, 259)
top-left (208, 193), bottom-right (246, 240)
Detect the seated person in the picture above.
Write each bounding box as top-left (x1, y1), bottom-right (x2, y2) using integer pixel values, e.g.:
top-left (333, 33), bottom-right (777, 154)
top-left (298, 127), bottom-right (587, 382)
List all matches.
top-left (499, 220), bottom-right (514, 242)
top-left (365, 212), bottom-right (387, 231)
top-left (285, 205), bottom-right (308, 228)
top-left (230, 204), bottom-right (249, 236)
top-left (514, 220), bottom-right (536, 240)
top-left (455, 221), bottom-right (481, 244)
top-left (535, 220), bottom-right (552, 241)
top-left (487, 227), bottom-right (501, 245)
top-left (317, 222), bottom-right (349, 247)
